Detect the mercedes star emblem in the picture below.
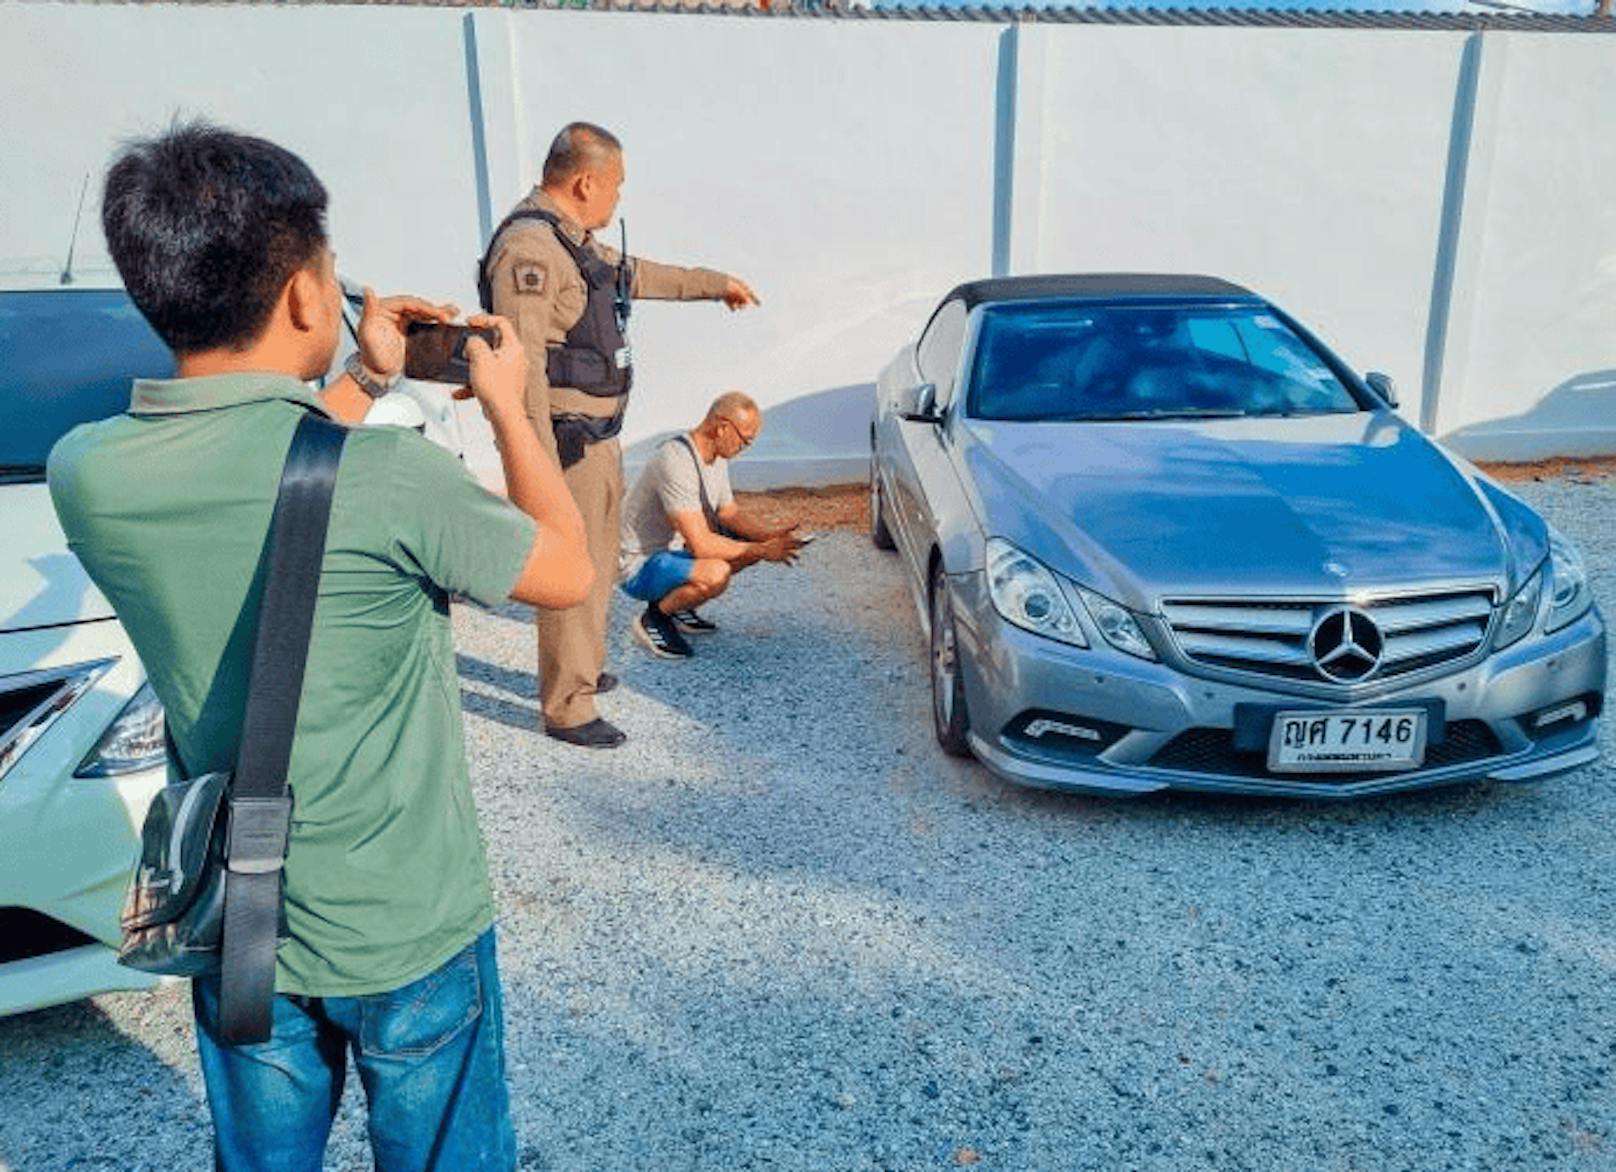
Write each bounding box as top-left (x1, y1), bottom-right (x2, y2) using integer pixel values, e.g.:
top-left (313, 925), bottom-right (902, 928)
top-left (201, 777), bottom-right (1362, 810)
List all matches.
top-left (1308, 606), bottom-right (1384, 683)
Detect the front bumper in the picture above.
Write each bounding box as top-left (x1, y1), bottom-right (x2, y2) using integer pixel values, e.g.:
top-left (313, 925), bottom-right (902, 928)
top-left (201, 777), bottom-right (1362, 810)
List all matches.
top-left (950, 574), bottom-right (1607, 799)
top-left (0, 621), bottom-right (165, 1014)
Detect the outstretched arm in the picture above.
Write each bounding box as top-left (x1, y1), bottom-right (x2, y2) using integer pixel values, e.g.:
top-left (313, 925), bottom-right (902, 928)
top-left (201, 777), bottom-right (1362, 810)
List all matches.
top-left (604, 244), bottom-right (760, 309)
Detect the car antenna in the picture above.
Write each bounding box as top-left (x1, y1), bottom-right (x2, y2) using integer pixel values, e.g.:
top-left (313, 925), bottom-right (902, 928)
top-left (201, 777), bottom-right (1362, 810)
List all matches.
top-left (59, 174), bottom-right (90, 287)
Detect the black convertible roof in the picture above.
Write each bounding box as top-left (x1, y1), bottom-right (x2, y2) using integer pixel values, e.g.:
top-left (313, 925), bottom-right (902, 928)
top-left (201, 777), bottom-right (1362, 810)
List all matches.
top-left (945, 273), bottom-right (1259, 308)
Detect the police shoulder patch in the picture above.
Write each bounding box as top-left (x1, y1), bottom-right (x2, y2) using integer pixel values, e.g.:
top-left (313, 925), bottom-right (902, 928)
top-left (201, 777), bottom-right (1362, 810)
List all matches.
top-left (513, 263), bottom-right (547, 295)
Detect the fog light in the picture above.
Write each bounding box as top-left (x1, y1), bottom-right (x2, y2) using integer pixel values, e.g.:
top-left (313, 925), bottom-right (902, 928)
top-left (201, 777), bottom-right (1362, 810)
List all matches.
top-left (1025, 718), bottom-right (1102, 742)
top-left (1532, 700), bottom-right (1587, 731)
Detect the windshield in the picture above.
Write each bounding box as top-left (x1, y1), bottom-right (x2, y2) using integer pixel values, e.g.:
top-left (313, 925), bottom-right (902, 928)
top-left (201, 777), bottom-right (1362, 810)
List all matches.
top-left (0, 290), bottom-right (173, 482)
top-left (968, 301), bottom-right (1365, 422)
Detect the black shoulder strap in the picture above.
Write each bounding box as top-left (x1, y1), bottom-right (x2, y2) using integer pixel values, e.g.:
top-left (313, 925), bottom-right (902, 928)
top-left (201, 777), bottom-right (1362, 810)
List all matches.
top-left (218, 411), bottom-right (347, 1045)
top-left (476, 209), bottom-right (565, 312)
top-left (673, 433), bottom-right (717, 525)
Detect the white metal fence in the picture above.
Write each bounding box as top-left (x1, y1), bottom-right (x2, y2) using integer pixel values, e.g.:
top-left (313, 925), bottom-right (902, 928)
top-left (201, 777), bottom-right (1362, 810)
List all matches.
top-left (3, 6), bottom-right (1612, 486)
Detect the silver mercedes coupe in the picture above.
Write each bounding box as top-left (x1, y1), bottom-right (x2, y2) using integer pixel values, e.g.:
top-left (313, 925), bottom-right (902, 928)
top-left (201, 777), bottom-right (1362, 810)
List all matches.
top-left (869, 275), bottom-right (1606, 798)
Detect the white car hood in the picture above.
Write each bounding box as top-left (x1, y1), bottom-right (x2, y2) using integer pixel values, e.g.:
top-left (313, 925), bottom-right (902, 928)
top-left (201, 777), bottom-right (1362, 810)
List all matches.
top-left (1, 484), bottom-right (115, 633)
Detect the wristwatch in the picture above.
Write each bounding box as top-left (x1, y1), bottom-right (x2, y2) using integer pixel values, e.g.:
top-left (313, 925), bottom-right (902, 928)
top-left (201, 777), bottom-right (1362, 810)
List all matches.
top-left (344, 352), bottom-right (403, 399)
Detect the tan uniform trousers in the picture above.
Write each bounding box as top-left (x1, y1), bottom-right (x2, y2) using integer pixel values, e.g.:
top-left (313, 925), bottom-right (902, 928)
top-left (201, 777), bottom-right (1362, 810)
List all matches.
top-left (538, 434), bottom-right (622, 729)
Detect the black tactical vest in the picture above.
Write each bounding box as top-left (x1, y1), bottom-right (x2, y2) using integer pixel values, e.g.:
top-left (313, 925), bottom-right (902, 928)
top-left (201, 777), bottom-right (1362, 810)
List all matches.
top-left (476, 208), bottom-right (633, 402)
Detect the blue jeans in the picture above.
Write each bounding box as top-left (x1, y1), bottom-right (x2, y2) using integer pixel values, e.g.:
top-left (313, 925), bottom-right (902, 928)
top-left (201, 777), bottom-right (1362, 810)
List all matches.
top-left (192, 928), bottom-right (515, 1172)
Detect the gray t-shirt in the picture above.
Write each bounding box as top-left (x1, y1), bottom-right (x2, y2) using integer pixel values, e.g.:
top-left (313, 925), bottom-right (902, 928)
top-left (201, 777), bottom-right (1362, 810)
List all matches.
top-left (620, 434), bottom-right (735, 579)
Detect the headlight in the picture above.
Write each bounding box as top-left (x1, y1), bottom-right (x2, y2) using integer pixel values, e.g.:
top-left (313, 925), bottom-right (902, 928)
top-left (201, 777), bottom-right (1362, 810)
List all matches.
top-left (984, 539), bottom-right (1087, 648)
top-left (1494, 565), bottom-right (1544, 650)
top-left (1545, 530), bottom-right (1592, 634)
top-left (75, 681), bottom-right (166, 778)
top-left (1076, 586), bottom-right (1158, 661)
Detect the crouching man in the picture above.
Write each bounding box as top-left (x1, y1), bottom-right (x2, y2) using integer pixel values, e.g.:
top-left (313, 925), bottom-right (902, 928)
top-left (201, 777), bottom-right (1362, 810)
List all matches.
top-left (619, 391), bottom-right (802, 658)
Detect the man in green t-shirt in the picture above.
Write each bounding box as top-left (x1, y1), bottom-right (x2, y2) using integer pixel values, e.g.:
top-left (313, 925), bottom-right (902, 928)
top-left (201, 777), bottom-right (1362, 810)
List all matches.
top-left (48, 123), bottom-right (591, 1171)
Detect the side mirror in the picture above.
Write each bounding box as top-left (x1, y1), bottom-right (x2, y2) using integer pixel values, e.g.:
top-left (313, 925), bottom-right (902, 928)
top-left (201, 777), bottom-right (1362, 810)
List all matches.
top-left (901, 382), bottom-right (942, 423)
top-left (1365, 372), bottom-right (1399, 409)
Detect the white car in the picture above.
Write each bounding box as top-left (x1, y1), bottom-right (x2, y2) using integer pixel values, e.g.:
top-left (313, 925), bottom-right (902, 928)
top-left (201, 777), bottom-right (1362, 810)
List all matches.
top-left (1, 277), bottom-right (172, 1014)
top-left (0, 273), bottom-right (463, 1015)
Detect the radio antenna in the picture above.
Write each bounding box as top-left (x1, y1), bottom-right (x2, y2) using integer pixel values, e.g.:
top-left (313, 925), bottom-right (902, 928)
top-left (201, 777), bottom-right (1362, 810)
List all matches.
top-left (59, 174), bottom-right (90, 286)
top-left (615, 218), bottom-right (633, 331)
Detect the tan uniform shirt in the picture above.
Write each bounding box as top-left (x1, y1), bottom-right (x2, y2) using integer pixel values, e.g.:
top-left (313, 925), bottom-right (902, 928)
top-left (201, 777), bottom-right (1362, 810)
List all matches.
top-left (485, 188), bottom-right (730, 455)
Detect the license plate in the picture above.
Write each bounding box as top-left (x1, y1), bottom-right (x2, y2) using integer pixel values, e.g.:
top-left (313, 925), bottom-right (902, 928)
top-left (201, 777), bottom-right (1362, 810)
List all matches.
top-left (1267, 709), bottom-right (1428, 773)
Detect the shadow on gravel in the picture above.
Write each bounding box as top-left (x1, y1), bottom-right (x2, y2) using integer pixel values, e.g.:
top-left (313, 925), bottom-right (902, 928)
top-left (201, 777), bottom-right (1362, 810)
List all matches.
top-left (0, 997), bottom-right (204, 1169)
top-left (461, 688), bottom-right (538, 732)
top-left (458, 652), bottom-right (540, 732)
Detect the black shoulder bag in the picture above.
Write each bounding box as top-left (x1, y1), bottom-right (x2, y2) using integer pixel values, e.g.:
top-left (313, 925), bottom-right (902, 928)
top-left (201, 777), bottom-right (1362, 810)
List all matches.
top-left (118, 412), bottom-right (347, 1045)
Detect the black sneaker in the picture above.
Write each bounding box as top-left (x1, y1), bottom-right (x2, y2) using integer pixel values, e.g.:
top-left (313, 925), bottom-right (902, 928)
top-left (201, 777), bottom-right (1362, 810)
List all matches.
top-left (633, 605), bottom-right (693, 659)
top-left (672, 609), bottom-right (718, 635)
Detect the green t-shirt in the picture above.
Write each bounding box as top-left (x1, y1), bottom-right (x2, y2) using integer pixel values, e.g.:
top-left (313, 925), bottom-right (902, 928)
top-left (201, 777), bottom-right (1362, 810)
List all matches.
top-left (48, 373), bottom-right (536, 997)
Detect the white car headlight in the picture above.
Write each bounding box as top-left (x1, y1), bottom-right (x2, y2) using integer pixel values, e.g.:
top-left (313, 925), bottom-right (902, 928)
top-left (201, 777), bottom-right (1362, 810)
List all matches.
top-left (1076, 586), bottom-right (1158, 661)
top-left (75, 681), bottom-right (166, 778)
top-left (1494, 565), bottom-right (1545, 650)
top-left (1545, 529), bottom-right (1592, 634)
top-left (984, 539), bottom-right (1087, 648)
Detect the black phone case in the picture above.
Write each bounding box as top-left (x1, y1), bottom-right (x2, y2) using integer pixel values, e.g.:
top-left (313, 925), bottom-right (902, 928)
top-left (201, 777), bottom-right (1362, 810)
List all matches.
top-left (403, 323), bottom-right (497, 384)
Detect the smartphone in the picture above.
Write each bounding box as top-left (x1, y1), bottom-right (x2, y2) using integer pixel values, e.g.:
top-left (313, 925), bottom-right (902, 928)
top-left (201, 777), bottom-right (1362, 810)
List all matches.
top-left (403, 322), bottom-right (497, 385)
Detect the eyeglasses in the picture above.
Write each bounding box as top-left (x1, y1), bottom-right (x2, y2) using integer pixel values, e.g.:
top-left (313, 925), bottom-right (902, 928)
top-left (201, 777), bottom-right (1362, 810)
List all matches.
top-left (718, 416), bottom-right (757, 450)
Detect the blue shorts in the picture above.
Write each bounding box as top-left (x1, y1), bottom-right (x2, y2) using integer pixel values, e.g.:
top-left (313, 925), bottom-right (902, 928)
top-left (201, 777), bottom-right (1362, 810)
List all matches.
top-left (620, 550), bottom-right (697, 603)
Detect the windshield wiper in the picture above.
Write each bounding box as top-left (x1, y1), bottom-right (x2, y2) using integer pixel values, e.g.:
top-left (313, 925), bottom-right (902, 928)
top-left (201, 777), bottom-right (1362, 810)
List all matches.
top-left (0, 463), bottom-right (49, 483)
top-left (1073, 409), bottom-right (1251, 422)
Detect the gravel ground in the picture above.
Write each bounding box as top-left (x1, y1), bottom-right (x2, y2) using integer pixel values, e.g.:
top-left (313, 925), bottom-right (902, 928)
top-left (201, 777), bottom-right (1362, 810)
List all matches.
top-left (2, 475), bottom-right (1614, 1171)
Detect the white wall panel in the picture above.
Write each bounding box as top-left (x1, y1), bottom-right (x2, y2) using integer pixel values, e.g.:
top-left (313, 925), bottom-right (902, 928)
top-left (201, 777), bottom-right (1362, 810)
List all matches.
top-left (495, 11), bottom-right (1001, 482)
top-left (1437, 34), bottom-right (1616, 459)
top-left (1026, 26), bottom-right (1469, 429)
top-left (2, 3), bottom-right (1614, 482)
top-left (0, 5), bottom-right (482, 301)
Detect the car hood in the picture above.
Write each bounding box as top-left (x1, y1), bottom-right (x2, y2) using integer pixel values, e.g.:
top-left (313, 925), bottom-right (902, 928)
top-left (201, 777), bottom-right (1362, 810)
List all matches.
top-left (959, 412), bottom-right (1546, 607)
top-left (0, 483), bottom-right (115, 633)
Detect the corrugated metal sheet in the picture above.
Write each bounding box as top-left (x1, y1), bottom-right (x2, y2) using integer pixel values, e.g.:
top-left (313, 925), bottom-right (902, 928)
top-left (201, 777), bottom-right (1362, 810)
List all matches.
top-left (567, 0), bottom-right (1615, 32)
top-left (71, 0), bottom-right (1613, 32)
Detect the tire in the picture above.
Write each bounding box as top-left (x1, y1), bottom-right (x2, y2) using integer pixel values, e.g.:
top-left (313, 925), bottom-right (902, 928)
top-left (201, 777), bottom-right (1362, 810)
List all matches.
top-left (869, 449), bottom-right (896, 551)
top-left (929, 562), bottom-right (972, 757)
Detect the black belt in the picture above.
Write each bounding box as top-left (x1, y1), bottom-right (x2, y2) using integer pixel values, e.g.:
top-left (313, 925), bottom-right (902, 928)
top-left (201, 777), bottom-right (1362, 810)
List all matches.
top-left (551, 410), bottom-right (624, 471)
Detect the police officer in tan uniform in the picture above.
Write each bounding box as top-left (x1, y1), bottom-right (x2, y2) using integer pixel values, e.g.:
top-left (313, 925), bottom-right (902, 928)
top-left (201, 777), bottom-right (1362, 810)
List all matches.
top-left (479, 122), bottom-right (759, 748)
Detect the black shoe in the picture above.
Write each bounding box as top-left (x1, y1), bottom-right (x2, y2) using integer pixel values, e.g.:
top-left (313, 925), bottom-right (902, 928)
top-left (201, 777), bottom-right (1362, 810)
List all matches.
top-left (671, 608), bottom-right (718, 635)
top-left (632, 606), bottom-right (693, 659)
top-left (595, 672), bottom-right (619, 694)
top-left (545, 717), bottom-right (627, 749)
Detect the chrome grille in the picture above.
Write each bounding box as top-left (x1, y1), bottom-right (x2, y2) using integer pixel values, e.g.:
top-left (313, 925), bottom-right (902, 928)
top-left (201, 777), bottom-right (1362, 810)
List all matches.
top-left (1161, 590), bottom-right (1494, 685)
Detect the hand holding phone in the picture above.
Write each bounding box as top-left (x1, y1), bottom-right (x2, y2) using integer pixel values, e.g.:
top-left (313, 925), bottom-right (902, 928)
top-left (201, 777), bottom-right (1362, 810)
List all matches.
top-left (454, 316), bottom-right (527, 423)
top-left (404, 321), bottom-right (500, 385)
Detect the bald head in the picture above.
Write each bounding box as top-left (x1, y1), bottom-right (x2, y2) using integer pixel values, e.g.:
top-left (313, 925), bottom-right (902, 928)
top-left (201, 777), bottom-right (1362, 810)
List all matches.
top-left (705, 391), bottom-right (759, 429)
top-left (541, 122), bottom-right (622, 187)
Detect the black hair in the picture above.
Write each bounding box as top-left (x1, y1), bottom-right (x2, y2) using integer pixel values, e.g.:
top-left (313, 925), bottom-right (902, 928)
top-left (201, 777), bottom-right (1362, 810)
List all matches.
top-left (541, 122), bottom-right (623, 187)
top-left (101, 121), bottom-right (329, 354)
